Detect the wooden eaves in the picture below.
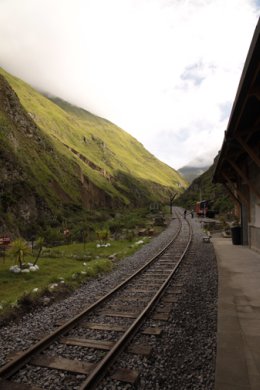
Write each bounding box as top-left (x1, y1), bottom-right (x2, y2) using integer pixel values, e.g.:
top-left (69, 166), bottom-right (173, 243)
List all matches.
top-left (213, 18), bottom-right (260, 205)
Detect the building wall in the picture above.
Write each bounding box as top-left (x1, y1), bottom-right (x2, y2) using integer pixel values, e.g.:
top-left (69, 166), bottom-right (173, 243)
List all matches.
top-left (237, 173), bottom-right (249, 246)
top-left (241, 202), bottom-right (249, 246)
top-left (248, 163), bottom-right (260, 253)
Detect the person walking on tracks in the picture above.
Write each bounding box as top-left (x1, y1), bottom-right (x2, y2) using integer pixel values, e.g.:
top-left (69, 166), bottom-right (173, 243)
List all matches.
top-left (184, 209), bottom-right (187, 219)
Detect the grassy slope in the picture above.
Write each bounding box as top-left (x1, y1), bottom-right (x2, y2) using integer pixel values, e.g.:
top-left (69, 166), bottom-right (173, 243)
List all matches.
top-left (0, 67), bottom-right (187, 203)
top-left (0, 76), bottom-right (84, 212)
top-left (0, 69), bottom-right (123, 202)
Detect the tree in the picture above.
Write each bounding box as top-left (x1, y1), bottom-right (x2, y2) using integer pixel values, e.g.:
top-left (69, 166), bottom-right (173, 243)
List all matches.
top-left (8, 238), bottom-right (30, 269)
top-left (33, 237), bottom-right (45, 266)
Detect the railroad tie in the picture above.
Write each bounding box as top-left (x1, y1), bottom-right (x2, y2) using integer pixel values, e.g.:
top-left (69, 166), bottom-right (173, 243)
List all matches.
top-left (0, 379), bottom-right (42, 390)
top-left (110, 368), bottom-right (139, 384)
top-left (98, 310), bottom-right (139, 318)
top-left (60, 337), bottom-right (152, 356)
top-left (152, 312), bottom-right (170, 321)
top-left (83, 322), bottom-right (162, 336)
top-left (30, 355), bottom-right (96, 375)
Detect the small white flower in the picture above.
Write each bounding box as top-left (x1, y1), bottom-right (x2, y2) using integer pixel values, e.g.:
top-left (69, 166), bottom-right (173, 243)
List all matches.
top-left (135, 240), bottom-right (144, 245)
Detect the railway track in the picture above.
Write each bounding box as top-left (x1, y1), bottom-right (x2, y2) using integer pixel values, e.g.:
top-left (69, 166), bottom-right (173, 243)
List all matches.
top-left (0, 208), bottom-right (192, 390)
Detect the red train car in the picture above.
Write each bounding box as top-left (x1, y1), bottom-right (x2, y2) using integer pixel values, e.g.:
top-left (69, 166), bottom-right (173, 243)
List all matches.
top-left (195, 200), bottom-right (216, 218)
top-left (195, 200), bottom-right (208, 217)
top-left (0, 236), bottom-right (11, 246)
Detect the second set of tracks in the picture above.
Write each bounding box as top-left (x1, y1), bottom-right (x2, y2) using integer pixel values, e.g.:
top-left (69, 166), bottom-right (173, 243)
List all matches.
top-left (0, 208), bottom-right (192, 389)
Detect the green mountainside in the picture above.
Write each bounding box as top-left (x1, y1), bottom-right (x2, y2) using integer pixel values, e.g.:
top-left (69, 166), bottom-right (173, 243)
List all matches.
top-left (175, 161), bottom-right (233, 215)
top-left (0, 67), bottom-right (187, 236)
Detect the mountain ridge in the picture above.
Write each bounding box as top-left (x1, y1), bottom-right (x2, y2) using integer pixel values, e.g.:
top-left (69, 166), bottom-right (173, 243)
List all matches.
top-left (178, 165), bottom-right (209, 183)
top-left (176, 159), bottom-right (233, 214)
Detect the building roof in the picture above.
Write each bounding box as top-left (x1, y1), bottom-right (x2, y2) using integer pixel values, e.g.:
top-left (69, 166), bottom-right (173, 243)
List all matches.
top-left (213, 18), bottom-right (260, 184)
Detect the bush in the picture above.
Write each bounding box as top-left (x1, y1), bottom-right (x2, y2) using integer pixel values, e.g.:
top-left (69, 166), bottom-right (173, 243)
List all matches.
top-left (125, 230), bottom-right (135, 241)
top-left (17, 292), bottom-right (38, 308)
top-left (42, 227), bottom-right (63, 244)
top-left (96, 229), bottom-right (110, 244)
top-left (7, 238), bottom-right (31, 269)
top-left (85, 259), bottom-right (113, 278)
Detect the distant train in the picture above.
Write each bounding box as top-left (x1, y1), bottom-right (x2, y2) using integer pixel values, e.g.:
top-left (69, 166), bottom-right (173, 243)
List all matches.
top-left (195, 200), bottom-right (216, 218)
top-left (0, 236), bottom-right (11, 246)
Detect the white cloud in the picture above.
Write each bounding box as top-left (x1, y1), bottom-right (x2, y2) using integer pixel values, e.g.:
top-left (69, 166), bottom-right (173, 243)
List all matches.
top-left (0, 0), bottom-right (259, 169)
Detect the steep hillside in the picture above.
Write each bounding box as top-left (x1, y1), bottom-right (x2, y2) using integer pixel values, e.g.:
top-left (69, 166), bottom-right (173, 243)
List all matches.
top-left (0, 74), bottom-right (113, 237)
top-left (175, 160), bottom-right (233, 214)
top-left (0, 67), bottom-right (187, 235)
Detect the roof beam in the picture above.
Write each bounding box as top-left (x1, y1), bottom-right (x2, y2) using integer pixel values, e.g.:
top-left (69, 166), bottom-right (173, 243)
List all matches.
top-left (250, 63), bottom-right (260, 87)
top-left (248, 85), bottom-right (260, 100)
top-left (243, 123), bottom-right (260, 141)
top-left (236, 135), bottom-right (260, 167)
top-left (226, 158), bottom-right (260, 199)
top-left (222, 180), bottom-right (241, 207)
top-left (221, 171), bottom-right (249, 206)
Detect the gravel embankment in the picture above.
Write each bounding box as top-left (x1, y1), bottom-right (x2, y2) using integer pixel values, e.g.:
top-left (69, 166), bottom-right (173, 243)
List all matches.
top-left (97, 218), bottom-right (218, 390)
top-left (0, 216), bottom-right (218, 390)
top-left (139, 219), bottom-right (217, 390)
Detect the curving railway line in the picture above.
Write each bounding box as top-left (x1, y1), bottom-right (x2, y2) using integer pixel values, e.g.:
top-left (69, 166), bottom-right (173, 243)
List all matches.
top-left (0, 208), bottom-right (193, 390)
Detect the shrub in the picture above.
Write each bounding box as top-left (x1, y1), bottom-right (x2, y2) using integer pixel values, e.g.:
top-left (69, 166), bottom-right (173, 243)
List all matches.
top-left (7, 238), bottom-right (31, 269)
top-left (85, 259), bottom-right (113, 278)
top-left (96, 229), bottom-right (110, 244)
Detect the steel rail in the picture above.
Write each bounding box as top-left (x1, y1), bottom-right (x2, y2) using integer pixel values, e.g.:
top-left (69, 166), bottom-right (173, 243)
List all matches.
top-left (0, 209), bottom-right (183, 380)
top-left (80, 217), bottom-right (192, 389)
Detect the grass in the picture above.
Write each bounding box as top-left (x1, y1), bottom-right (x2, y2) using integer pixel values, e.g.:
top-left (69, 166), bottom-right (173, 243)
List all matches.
top-left (0, 236), bottom-right (150, 312)
top-left (0, 256), bottom-right (86, 304)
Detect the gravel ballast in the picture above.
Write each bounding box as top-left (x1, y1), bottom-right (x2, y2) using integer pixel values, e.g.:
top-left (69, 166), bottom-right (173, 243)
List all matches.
top-left (0, 215), bottom-right (218, 389)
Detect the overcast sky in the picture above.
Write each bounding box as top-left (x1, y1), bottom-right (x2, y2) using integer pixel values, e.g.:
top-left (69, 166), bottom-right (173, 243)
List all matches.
top-left (0, 0), bottom-right (259, 169)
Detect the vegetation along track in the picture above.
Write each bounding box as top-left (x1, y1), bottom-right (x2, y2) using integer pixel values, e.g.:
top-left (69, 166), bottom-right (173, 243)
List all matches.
top-left (0, 208), bottom-right (192, 390)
